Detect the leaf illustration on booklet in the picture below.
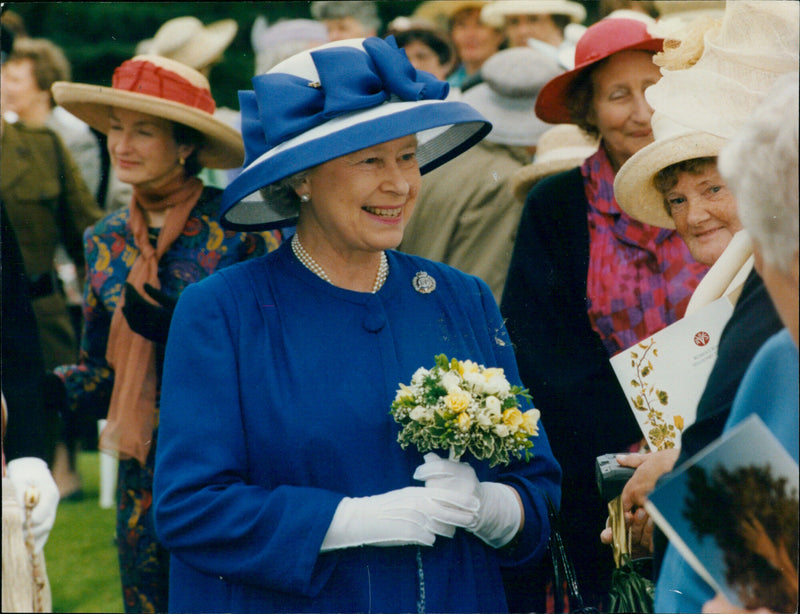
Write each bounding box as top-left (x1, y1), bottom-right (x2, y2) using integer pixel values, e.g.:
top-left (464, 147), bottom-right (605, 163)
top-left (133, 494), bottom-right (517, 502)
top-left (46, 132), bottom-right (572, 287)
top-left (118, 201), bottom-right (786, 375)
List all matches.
top-left (628, 337), bottom-right (680, 449)
top-left (610, 295), bottom-right (734, 451)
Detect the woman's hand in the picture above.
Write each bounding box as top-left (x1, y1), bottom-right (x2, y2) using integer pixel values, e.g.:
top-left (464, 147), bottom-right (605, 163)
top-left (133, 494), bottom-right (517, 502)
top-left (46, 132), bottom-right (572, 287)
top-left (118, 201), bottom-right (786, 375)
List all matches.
top-left (618, 449), bottom-right (680, 516)
top-left (121, 283), bottom-right (177, 345)
top-left (600, 449), bottom-right (678, 554)
top-left (413, 452), bottom-right (524, 548)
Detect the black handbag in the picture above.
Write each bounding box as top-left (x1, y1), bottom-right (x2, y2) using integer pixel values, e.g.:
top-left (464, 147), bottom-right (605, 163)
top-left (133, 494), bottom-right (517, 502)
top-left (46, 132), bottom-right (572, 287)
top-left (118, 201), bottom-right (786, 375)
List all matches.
top-left (546, 497), bottom-right (600, 614)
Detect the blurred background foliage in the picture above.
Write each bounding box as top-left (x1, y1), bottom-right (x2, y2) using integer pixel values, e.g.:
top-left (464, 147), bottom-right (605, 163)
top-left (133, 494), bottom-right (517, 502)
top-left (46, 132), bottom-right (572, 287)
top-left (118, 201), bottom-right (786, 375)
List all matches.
top-left (5, 2), bottom-right (427, 109)
top-left (6, 1), bottom-right (600, 110)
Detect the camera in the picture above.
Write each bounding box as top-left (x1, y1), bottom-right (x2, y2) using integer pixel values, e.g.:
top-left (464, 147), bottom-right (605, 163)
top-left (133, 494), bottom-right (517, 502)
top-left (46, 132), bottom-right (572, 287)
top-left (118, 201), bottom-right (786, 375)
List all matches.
top-left (595, 453), bottom-right (636, 502)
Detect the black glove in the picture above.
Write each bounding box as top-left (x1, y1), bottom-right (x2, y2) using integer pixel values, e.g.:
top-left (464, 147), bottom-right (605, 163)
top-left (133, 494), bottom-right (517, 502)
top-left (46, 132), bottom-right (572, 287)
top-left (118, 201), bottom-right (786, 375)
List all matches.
top-left (121, 282), bottom-right (177, 345)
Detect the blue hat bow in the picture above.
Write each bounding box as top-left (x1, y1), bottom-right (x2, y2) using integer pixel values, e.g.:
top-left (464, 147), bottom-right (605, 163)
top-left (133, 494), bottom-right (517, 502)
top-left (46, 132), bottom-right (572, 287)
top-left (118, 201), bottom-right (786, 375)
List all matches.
top-left (239, 36), bottom-right (449, 167)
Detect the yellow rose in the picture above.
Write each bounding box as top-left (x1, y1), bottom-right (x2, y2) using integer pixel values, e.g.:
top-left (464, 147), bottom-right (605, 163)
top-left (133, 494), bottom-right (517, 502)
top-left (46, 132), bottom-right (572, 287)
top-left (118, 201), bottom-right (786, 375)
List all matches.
top-left (445, 388), bottom-right (471, 413)
top-left (458, 411), bottom-right (472, 431)
top-left (521, 408), bottom-right (540, 435)
top-left (502, 408), bottom-right (524, 430)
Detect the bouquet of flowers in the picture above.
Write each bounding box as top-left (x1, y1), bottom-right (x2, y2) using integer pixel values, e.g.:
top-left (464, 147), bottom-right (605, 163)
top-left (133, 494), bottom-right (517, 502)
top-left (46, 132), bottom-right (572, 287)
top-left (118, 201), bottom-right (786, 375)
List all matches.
top-left (390, 354), bottom-right (540, 467)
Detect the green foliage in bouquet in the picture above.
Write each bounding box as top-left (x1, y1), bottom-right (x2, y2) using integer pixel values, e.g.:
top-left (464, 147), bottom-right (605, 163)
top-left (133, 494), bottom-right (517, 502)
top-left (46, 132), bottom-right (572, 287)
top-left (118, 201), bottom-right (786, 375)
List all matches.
top-left (390, 354), bottom-right (540, 467)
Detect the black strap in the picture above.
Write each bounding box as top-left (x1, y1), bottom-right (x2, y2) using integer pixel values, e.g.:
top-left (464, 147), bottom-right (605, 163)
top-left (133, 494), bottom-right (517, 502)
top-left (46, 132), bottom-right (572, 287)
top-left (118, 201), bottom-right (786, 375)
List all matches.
top-left (547, 496), bottom-right (600, 614)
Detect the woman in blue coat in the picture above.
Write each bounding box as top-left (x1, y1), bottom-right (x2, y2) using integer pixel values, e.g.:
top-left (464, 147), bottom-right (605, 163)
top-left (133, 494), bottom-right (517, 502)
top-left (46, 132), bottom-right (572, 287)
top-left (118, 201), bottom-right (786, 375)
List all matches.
top-left (153, 36), bottom-right (561, 613)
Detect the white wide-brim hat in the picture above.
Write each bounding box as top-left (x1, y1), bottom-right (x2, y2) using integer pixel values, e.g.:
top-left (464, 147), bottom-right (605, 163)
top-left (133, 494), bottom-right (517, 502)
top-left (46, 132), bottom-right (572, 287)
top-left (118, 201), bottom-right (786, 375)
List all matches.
top-left (52, 55), bottom-right (244, 169)
top-left (137, 16), bottom-right (238, 71)
top-left (511, 124), bottom-right (597, 202)
top-left (221, 37), bottom-right (491, 231)
top-left (481, 0), bottom-right (586, 25)
top-left (615, 0), bottom-right (800, 229)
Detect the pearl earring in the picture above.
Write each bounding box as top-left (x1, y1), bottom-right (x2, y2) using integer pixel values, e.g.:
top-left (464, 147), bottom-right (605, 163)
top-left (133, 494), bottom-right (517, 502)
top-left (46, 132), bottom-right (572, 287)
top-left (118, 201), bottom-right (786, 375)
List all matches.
top-left (300, 194), bottom-right (310, 203)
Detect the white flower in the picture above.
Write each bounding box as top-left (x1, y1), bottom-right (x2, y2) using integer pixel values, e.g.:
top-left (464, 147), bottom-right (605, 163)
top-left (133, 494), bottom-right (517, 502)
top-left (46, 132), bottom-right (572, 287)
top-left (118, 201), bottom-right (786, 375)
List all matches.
top-left (494, 424), bottom-right (510, 437)
top-left (411, 367), bottom-right (429, 386)
top-left (410, 405), bottom-right (434, 422)
top-left (475, 407), bottom-right (493, 427)
top-left (484, 374), bottom-right (511, 396)
top-left (461, 360), bottom-right (481, 374)
top-left (463, 370), bottom-right (485, 392)
top-left (441, 370), bottom-right (462, 392)
top-left (484, 395), bottom-right (502, 419)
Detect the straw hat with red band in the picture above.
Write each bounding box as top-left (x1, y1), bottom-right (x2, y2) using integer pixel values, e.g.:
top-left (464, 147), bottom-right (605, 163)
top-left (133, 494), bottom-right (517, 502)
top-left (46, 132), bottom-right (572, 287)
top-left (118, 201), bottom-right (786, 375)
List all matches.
top-left (534, 18), bottom-right (664, 125)
top-left (52, 55), bottom-right (244, 169)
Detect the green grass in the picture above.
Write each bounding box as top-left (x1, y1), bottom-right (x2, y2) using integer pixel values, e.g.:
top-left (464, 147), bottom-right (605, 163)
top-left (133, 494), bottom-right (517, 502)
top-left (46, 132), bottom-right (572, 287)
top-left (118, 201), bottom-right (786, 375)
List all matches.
top-left (44, 451), bottom-right (124, 613)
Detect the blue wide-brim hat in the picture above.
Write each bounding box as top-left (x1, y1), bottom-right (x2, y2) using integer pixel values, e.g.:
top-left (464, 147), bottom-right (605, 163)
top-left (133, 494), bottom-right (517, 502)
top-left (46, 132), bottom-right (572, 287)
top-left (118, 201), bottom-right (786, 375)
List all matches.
top-left (221, 36), bottom-right (492, 230)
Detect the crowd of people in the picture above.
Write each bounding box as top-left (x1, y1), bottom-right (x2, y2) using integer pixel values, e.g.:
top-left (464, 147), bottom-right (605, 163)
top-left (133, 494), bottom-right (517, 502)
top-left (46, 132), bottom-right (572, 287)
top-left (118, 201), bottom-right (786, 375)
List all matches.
top-left (1, 2), bottom-right (797, 613)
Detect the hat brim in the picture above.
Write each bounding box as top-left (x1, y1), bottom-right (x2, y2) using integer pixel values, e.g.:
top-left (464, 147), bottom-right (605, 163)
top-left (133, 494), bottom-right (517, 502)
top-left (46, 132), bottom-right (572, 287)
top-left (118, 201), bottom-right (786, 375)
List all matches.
top-left (51, 81), bottom-right (244, 169)
top-left (512, 150), bottom-right (595, 202)
top-left (483, 1), bottom-right (586, 24)
top-left (614, 131), bottom-right (727, 228)
top-left (185, 19), bottom-right (238, 70)
top-left (534, 37), bottom-right (664, 125)
top-left (138, 19), bottom-right (238, 71)
top-left (414, 1), bottom-right (489, 21)
top-left (221, 99), bottom-right (491, 230)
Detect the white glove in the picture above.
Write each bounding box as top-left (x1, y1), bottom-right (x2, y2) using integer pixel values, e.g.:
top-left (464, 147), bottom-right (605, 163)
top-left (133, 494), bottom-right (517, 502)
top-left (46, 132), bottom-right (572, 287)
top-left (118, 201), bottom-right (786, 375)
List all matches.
top-left (320, 485), bottom-right (479, 552)
top-left (413, 452), bottom-right (522, 548)
top-left (5, 457), bottom-right (59, 553)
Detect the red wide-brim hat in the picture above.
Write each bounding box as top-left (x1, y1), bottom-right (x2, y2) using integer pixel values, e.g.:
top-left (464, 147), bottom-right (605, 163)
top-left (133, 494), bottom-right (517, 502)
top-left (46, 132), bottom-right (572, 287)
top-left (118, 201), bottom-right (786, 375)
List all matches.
top-left (535, 18), bottom-right (664, 125)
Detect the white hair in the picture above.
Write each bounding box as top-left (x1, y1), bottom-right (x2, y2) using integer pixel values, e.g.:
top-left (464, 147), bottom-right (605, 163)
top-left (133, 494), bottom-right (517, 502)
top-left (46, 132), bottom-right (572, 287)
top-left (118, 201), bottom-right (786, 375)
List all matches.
top-left (718, 72), bottom-right (799, 273)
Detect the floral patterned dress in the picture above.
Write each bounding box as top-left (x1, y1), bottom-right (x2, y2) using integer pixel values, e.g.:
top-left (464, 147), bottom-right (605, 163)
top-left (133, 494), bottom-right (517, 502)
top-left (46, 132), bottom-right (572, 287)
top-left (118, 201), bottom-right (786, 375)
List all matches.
top-left (55, 186), bottom-right (281, 614)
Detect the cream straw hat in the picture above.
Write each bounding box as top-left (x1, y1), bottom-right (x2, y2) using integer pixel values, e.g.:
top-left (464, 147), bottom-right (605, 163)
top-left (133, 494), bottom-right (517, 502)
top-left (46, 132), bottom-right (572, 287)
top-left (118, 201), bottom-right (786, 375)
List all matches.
top-left (52, 55), bottom-right (244, 169)
top-left (615, 0), bottom-right (800, 228)
top-left (136, 16), bottom-right (238, 71)
top-left (511, 124), bottom-right (598, 202)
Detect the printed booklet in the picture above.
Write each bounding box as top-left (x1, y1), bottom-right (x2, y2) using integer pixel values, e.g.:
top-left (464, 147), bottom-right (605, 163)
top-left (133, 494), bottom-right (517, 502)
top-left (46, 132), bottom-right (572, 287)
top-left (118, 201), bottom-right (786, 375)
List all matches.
top-left (610, 295), bottom-right (734, 451)
top-left (645, 415), bottom-right (799, 611)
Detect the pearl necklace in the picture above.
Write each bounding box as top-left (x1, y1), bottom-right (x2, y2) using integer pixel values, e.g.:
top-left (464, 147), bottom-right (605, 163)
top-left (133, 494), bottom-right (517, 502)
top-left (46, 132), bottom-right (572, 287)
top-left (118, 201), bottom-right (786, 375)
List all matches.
top-left (291, 233), bottom-right (388, 293)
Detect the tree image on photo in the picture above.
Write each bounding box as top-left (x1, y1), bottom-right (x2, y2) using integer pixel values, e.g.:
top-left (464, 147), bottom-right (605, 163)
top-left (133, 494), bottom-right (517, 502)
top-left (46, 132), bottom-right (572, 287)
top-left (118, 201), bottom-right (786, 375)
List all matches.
top-left (684, 463), bottom-right (799, 613)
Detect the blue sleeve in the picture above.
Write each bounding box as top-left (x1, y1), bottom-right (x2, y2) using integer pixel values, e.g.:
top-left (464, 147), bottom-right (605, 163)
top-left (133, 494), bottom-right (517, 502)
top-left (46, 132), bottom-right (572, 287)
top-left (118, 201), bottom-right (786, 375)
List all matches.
top-left (654, 543), bottom-right (715, 613)
top-left (476, 275), bottom-right (563, 566)
top-left (725, 329), bottom-right (799, 461)
top-left (153, 275), bottom-right (341, 598)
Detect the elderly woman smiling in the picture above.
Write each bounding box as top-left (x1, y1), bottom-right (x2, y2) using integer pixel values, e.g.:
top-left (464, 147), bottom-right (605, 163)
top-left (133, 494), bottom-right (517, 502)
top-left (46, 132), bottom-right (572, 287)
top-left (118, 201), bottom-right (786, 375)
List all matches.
top-left (499, 17), bottom-right (707, 608)
top-left (152, 37), bottom-right (561, 614)
top-left (607, 6), bottom-right (797, 608)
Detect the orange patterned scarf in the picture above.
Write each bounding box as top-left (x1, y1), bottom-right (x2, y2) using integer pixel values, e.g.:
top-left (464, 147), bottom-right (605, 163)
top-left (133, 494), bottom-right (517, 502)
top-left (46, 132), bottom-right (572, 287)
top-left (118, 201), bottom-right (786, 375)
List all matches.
top-left (101, 170), bottom-right (203, 465)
